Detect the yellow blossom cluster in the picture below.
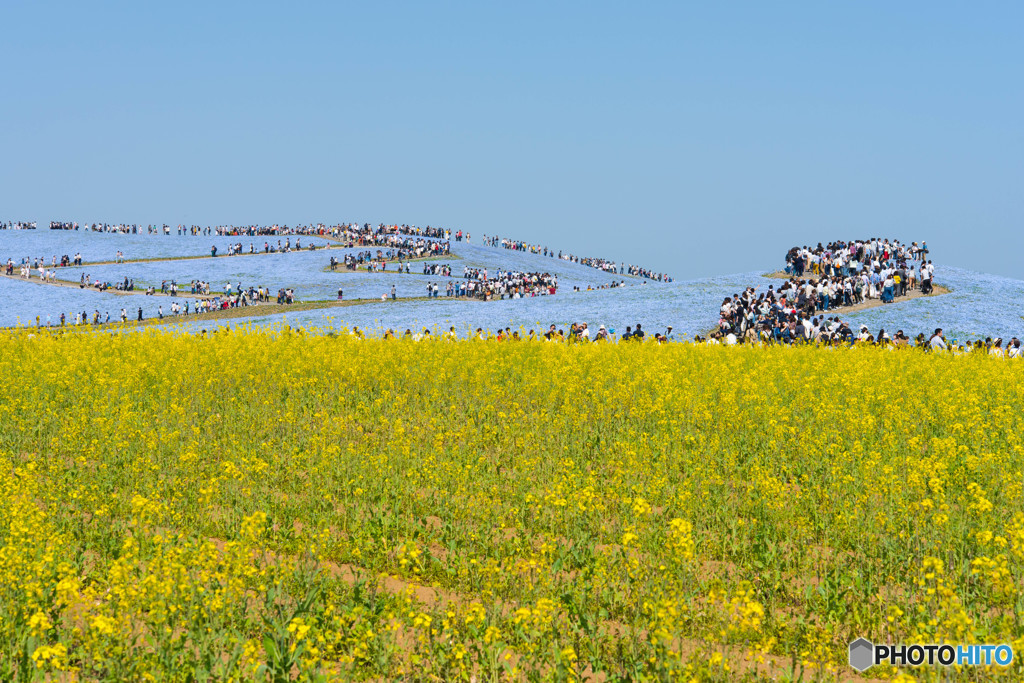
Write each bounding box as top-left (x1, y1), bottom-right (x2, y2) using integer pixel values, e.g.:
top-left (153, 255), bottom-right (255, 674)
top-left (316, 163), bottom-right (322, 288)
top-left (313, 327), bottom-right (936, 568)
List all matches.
top-left (0, 326), bottom-right (1022, 680)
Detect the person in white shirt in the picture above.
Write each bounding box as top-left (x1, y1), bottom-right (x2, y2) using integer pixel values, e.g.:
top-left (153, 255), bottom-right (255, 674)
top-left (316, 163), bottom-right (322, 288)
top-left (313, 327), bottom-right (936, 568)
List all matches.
top-left (928, 328), bottom-right (947, 350)
top-left (882, 274), bottom-right (895, 303)
top-left (921, 261), bottom-right (935, 294)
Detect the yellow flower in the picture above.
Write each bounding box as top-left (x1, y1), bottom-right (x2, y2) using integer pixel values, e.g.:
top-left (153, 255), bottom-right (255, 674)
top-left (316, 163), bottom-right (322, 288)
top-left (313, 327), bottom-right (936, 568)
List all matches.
top-left (28, 610), bottom-right (51, 637)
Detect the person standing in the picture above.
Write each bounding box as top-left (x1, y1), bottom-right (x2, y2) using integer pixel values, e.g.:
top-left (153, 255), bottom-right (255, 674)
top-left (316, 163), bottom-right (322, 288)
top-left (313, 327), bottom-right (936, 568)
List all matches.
top-left (922, 261), bottom-right (935, 294)
top-left (882, 273), bottom-right (895, 303)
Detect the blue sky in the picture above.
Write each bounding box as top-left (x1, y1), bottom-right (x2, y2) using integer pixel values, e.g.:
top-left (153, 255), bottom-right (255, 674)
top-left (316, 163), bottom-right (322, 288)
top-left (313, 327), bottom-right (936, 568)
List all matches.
top-left (2, 1), bottom-right (1021, 280)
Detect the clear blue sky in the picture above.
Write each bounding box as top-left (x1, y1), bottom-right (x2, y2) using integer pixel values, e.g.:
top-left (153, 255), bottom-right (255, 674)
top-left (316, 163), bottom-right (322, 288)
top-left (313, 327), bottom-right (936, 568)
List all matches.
top-left (2, 1), bottom-right (1021, 280)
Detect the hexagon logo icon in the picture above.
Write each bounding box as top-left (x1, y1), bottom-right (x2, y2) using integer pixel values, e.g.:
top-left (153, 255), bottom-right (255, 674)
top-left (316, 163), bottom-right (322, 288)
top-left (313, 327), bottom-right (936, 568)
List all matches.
top-left (849, 638), bottom-right (874, 672)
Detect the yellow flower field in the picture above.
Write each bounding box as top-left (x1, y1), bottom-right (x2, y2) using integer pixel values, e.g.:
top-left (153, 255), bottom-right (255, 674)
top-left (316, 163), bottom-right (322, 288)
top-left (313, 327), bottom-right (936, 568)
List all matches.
top-left (1, 327), bottom-right (1022, 681)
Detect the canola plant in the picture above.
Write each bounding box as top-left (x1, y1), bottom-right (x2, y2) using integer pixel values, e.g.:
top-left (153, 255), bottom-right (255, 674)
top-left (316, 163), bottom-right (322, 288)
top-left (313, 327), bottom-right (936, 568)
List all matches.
top-left (1, 327), bottom-right (1022, 681)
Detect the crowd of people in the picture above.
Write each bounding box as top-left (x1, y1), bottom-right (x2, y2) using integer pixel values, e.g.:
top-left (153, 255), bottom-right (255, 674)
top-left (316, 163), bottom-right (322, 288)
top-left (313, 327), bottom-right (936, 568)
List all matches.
top-left (783, 238), bottom-right (929, 277)
top-left (11, 227), bottom-right (1023, 353)
top-left (699, 321), bottom-right (1022, 356)
top-left (17, 219), bottom-right (675, 293)
top-left (42, 220), bottom-right (462, 240)
top-left (462, 268), bottom-right (557, 300)
top-left (334, 223), bottom-right (448, 241)
top-left (531, 321), bottom-right (670, 342)
top-left (701, 237), bottom-right (955, 347)
top-left (568, 281), bottom-right (631, 292)
top-left (719, 263), bottom-right (935, 333)
top-left (26, 282), bottom-right (292, 329)
top-left (715, 272), bottom-right (932, 342)
top-left (367, 322), bottom-right (678, 343)
top-left (210, 239), bottom-right (326, 257)
top-left (216, 224), bottom-right (343, 237)
top-left (21, 301), bottom-right (1024, 357)
top-left (6, 260), bottom-right (59, 282)
top-left (7, 254), bottom-right (86, 271)
top-left (483, 234), bottom-right (672, 282)
top-left (700, 238), bottom-right (1024, 350)
top-left (460, 270), bottom-right (550, 299)
top-left (47, 221), bottom-right (325, 236)
top-left (337, 229), bottom-right (450, 257)
top-left (413, 268), bottom-right (558, 300)
top-left (358, 321), bottom-right (1023, 355)
top-left (209, 222), bottom-right (452, 241)
top-left (77, 274), bottom-right (136, 292)
top-left (2, 221), bottom-right (37, 230)
top-left (711, 238), bottom-right (942, 344)
top-left (327, 241), bottom-right (450, 272)
top-left (214, 222), bottom-right (452, 240)
top-left (423, 262), bottom-right (452, 277)
top-left (50, 221), bottom-right (140, 232)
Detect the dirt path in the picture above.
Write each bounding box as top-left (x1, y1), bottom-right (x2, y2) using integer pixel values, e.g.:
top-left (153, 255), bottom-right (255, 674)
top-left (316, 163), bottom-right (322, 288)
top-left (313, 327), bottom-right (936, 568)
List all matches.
top-left (321, 253), bottom-right (458, 274)
top-left (49, 244), bottom-right (342, 267)
top-left (26, 247), bottom-right (455, 270)
top-left (0, 272), bottom-right (222, 299)
top-left (5, 296), bottom-right (472, 331)
top-left (143, 296), bottom-right (440, 326)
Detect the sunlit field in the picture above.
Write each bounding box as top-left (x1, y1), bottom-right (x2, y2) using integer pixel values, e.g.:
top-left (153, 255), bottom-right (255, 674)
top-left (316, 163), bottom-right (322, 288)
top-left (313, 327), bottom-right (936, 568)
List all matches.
top-left (2, 328), bottom-right (1022, 681)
